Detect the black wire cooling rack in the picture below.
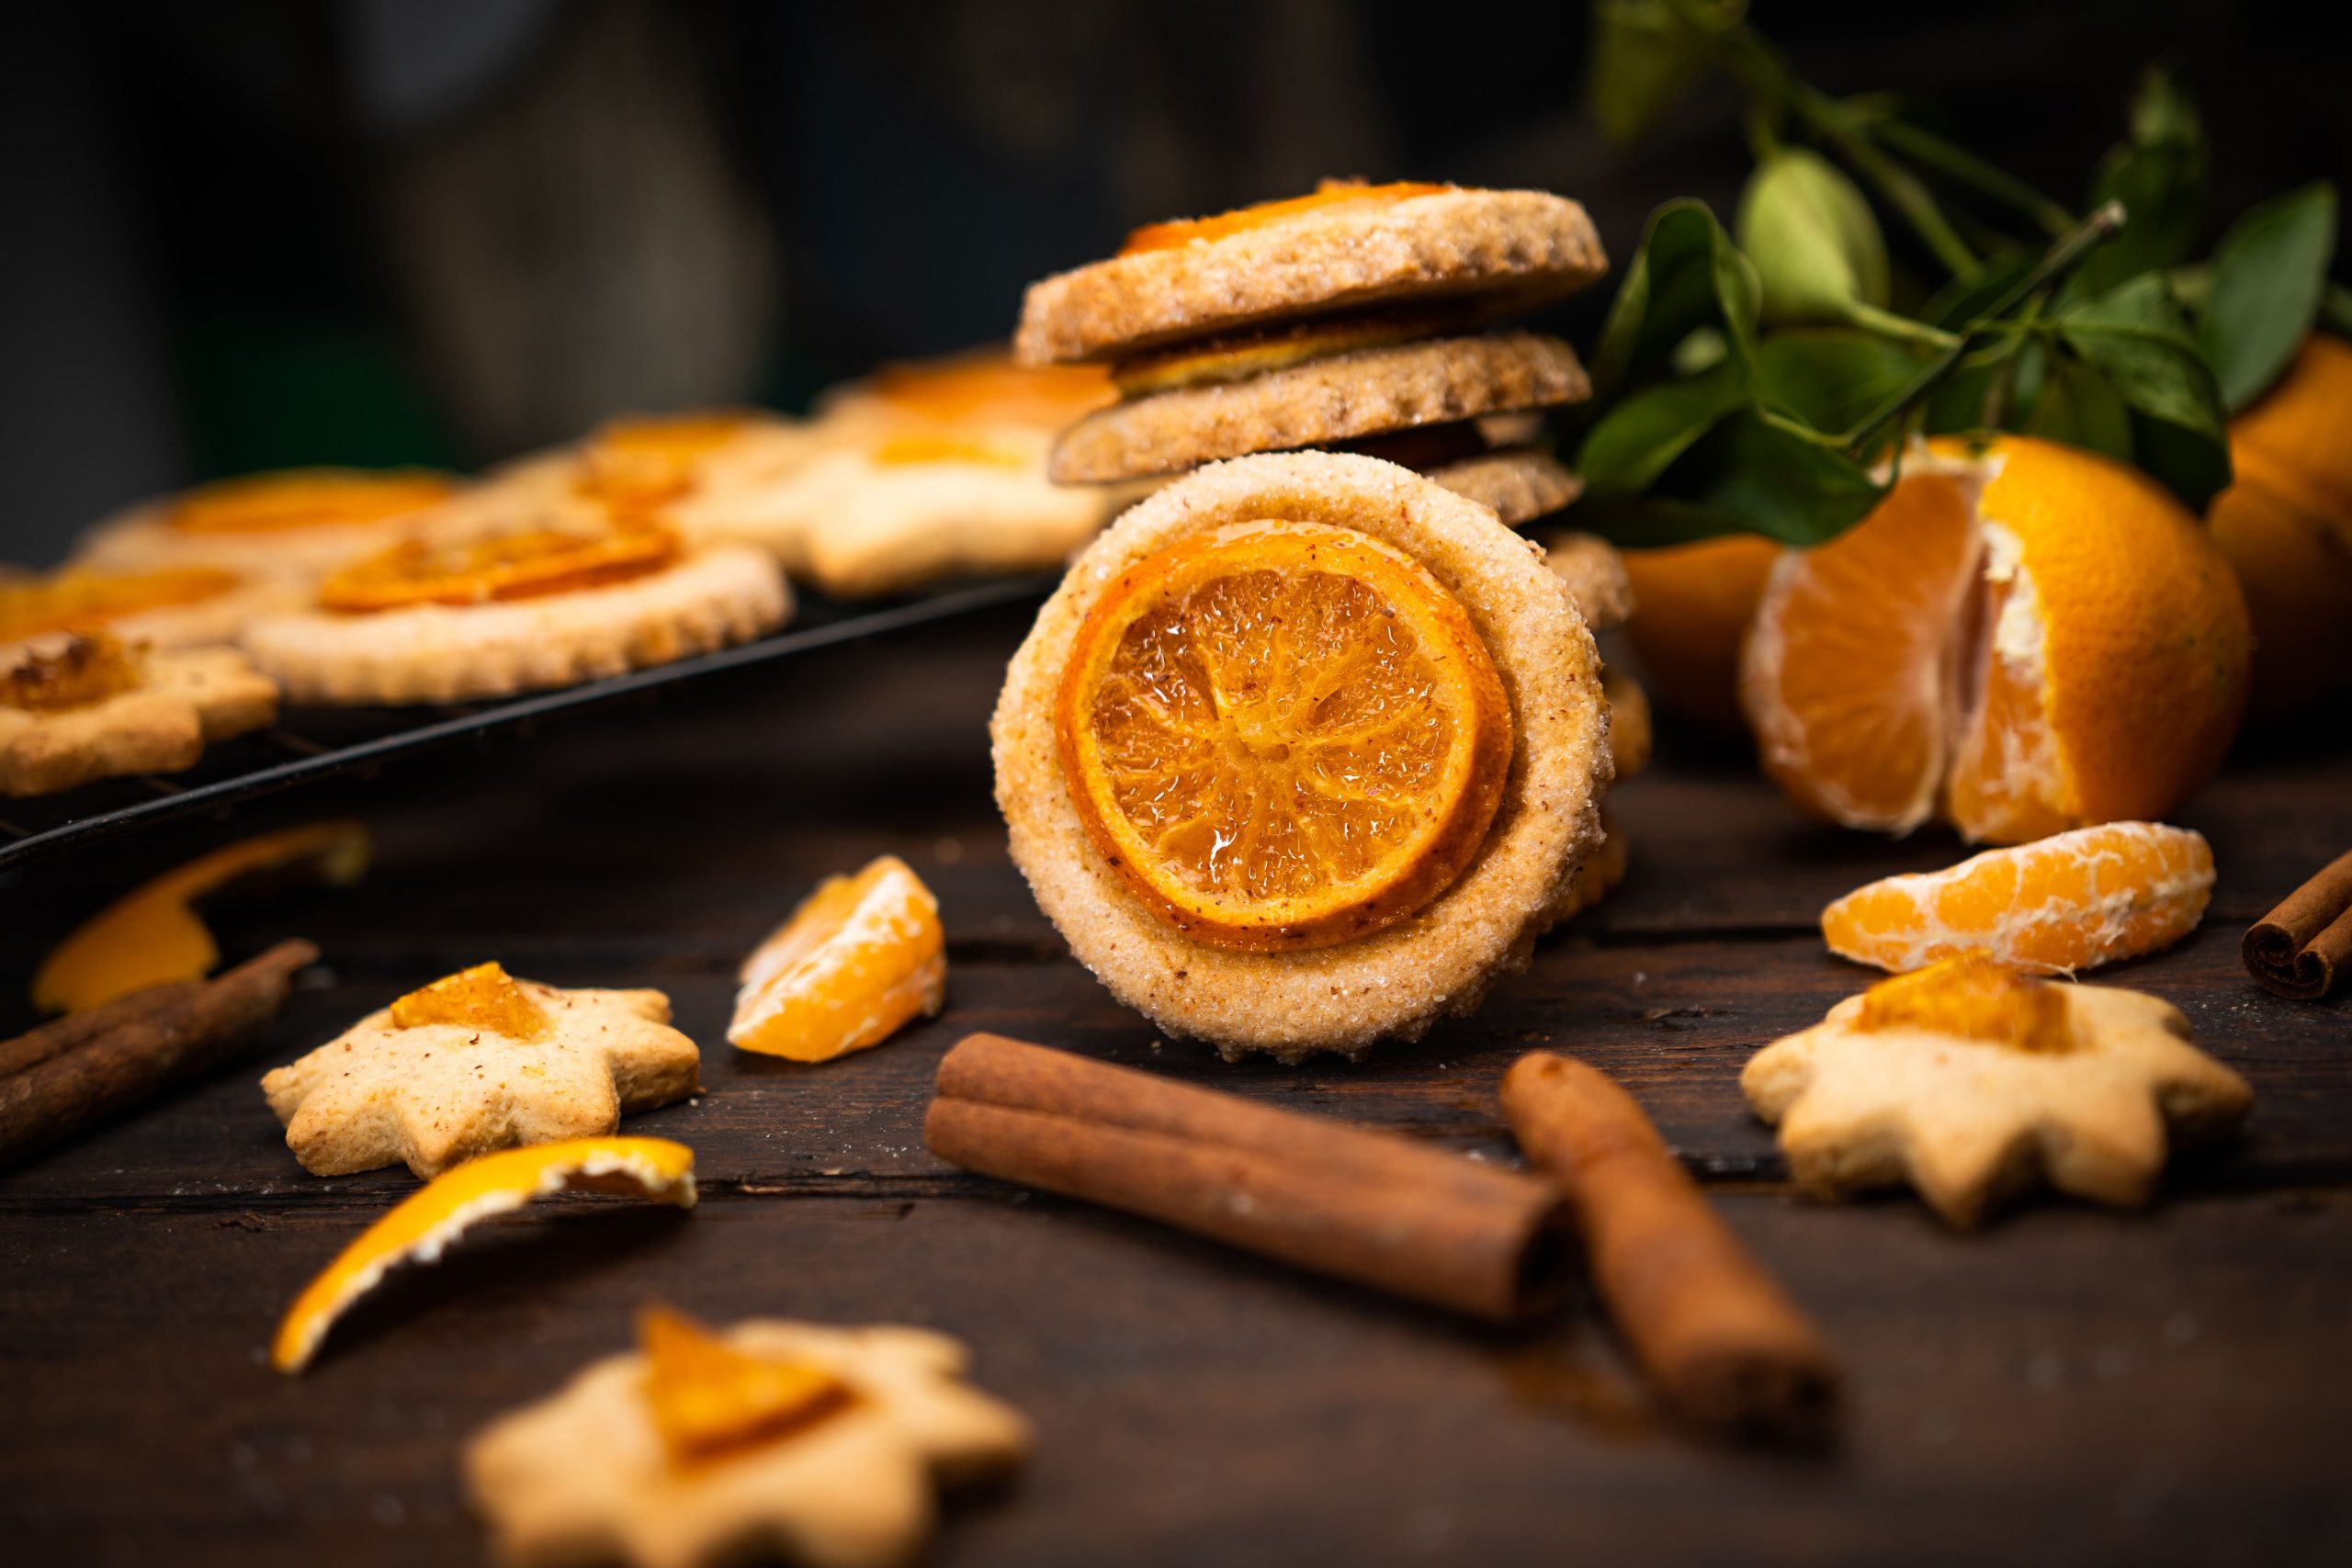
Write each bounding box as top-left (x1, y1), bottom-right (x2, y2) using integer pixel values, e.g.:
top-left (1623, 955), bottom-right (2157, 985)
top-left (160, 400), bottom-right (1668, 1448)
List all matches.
top-left (0, 574), bottom-right (1051, 876)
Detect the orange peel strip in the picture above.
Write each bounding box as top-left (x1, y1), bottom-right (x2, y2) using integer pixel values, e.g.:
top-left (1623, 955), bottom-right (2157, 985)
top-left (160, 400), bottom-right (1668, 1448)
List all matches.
top-left (1820, 821), bottom-right (2213, 976)
top-left (32, 821), bottom-right (370, 1014)
top-left (271, 1136), bottom-right (698, 1375)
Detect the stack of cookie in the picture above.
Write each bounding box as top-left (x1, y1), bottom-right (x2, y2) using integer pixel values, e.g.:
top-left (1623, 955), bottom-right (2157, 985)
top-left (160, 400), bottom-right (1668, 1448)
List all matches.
top-left (1012, 179), bottom-right (1650, 919)
top-left (1014, 181), bottom-right (1605, 529)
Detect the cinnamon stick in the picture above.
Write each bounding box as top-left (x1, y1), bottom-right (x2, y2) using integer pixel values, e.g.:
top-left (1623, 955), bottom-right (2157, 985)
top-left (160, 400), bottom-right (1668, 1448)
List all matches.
top-left (2243, 848), bottom-right (2352, 1000)
top-left (1501, 1052), bottom-right (1839, 1442)
top-left (926, 1033), bottom-right (1571, 1322)
top-left (0, 940), bottom-right (315, 1169)
top-left (0, 979), bottom-right (210, 1078)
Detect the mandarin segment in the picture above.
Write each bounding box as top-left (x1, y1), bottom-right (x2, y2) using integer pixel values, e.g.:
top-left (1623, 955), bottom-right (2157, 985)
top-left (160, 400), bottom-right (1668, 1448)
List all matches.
top-left (729, 856), bottom-right (946, 1063)
top-left (1056, 520), bottom-right (1513, 952)
top-left (1821, 821), bottom-right (2213, 976)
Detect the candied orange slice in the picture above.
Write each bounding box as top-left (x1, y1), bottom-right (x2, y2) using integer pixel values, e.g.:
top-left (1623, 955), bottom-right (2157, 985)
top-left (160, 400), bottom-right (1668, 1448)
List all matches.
top-left (867, 432), bottom-right (1029, 469)
top-left (729, 855), bottom-right (946, 1063)
top-left (1855, 953), bottom-right (2074, 1054)
top-left (389, 961), bottom-right (552, 1041)
top-left (0, 568), bottom-right (243, 642)
top-left (1822, 821), bottom-right (2212, 976)
top-left (580, 412), bottom-right (758, 509)
top-left (316, 525), bottom-right (681, 614)
top-left (1120, 179), bottom-right (1453, 254)
top-left (1056, 520), bottom-right (1512, 952)
top-left (271, 1136), bottom-right (697, 1373)
top-left (639, 1305), bottom-right (852, 1465)
top-left (32, 821), bottom-right (369, 1013)
top-left (0, 633), bottom-right (141, 713)
top-left (165, 468), bottom-right (457, 535)
top-left (864, 355), bottom-right (1116, 426)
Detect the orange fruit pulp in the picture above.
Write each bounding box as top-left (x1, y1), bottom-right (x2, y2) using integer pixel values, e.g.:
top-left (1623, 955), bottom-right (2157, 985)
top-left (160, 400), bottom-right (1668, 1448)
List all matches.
top-left (639, 1306), bottom-right (851, 1466)
top-left (580, 412), bottom-right (759, 510)
top-left (316, 524), bottom-right (681, 614)
top-left (165, 468), bottom-right (456, 534)
top-left (728, 855), bottom-right (945, 1063)
top-left (0, 567), bottom-right (243, 643)
top-left (1120, 180), bottom-right (1453, 255)
top-left (388, 961), bottom-right (552, 1041)
top-left (1056, 520), bottom-right (1513, 952)
top-left (1821, 820), bottom-right (2212, 976)
top-left (2205, 334), bottom-right (2352, 721)
top-left (863, 353), bottom-right (1116, 427)
top-left (1741, 435), bottom-right (2250, 844)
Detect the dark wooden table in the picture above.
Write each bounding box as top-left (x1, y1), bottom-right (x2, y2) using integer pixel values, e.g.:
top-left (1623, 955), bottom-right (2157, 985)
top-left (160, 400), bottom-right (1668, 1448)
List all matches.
top-left (4, 599), bottom-right (2347, 1566)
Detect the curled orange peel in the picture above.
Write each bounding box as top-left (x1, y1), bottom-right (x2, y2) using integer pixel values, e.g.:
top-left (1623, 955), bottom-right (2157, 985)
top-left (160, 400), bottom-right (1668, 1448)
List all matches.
top-left (32, 821), bottom-right (370, 1015)
top-left (272, 1135), bottom-right (698, 1375)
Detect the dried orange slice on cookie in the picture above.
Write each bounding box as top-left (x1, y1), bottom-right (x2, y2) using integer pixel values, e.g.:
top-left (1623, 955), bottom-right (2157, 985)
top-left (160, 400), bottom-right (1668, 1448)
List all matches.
top-left (73, 468), bottom-right (463, 581)
top-left (994, 451), bottom-right (1610, 1060)
top-left (1056, 520), bottom-right (1512, 952)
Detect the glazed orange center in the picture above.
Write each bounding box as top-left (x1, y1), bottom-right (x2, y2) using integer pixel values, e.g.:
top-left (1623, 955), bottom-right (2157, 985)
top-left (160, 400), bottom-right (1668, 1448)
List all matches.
top-left (388, 962), bottom-right (551, 1041)
top-left (1855, 953), bottom-right (2075, 1053)
top-left (867, 432), bottom-right (1028, 469)
top-left (0, 568), bottom-right (243, 642)
top-left (639, 1305), bottom-right (851, 1467)
top-left (1056, 520), bottom-right (1513, 953)
top-left (316, 524), bottom-right (680, 615)
top-left (165, 470), bottom-right (457, 535)
top-left (581, 413), bottom-right (757, 509)
top-left (865, 357), bottom-right (1116, 426)
top-left (1119, 180), bottom-right (1453, 255)
top-left (0, 633), bottom-right (141, 712)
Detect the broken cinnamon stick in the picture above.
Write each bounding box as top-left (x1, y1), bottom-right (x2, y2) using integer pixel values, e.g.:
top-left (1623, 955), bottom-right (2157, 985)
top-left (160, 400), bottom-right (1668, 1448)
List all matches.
top-left (0, 979), bottom-right (210, 1078)
top-left (2243, 848), bottom-right (2352, 1000)
top-left (926, 1033), bottom-right (1571, 1321)
top-left (0, 940), bottom-right (315, 1169)
top-left (1501, 1052), bottom-right (1840, 1442)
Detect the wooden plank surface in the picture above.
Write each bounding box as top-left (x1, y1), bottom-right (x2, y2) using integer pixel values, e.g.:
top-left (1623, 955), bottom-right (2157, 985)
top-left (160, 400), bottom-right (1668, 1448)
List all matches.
top-left (3, 604), bottom-right (2348, 1565)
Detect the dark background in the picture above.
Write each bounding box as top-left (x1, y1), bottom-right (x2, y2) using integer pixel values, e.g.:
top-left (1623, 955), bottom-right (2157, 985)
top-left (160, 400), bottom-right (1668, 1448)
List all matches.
top-left (4, 0), bottom-right (2347, 565)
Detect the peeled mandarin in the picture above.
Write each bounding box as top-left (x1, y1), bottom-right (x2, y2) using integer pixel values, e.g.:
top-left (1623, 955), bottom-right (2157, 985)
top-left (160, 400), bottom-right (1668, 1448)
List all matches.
top-left (1821, 821), bottom-right (2213, 976)
top-left (728, 855), bottom-right (946, 1063)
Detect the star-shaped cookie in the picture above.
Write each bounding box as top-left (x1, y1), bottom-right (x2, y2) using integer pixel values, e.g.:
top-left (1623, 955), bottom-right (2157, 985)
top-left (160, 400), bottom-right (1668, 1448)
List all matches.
top-left (1, 638), bottom-right (276, 795)
top-left (1741, 956), bottom-right (2252, 1228)
top-left (465, 1317), bottom-right (1031, 1568)
top-left (263, 964), bottom-right (701, 1178)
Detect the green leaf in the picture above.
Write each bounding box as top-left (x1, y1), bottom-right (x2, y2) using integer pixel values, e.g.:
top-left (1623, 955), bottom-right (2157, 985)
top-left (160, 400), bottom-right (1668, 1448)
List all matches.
top-left (1587, 200), bottom-right (1761, 403)
top-left (1750, 331), bottom-right (1928, 432)
top-left (2202, 182), bottom-right (2338, 412)
top-left (2022, 350), bottom-right (2135, 460)
top-left (1583, 410), bottom-right (1891, 547)
top-left (2059, 274), bottom-right (2232, 507)
top-left (2076, 68), bottom-right (2208, 297)
top-left (1586, 0), bottom-right (1746, 146)
top-left (1574, 363), bottom-right (1748, 496)
top-left (1736, 148), bottom-right (1892, 326)
top-left (2324, 283), bottom-right (2352, 338)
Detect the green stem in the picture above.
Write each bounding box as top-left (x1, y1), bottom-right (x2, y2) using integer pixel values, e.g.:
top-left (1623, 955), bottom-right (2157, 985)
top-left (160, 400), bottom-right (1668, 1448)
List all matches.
top-left (1841, 202), bottom-right (2126, 453)
top-left (1864, 116), bottom-right (2075, 239)
top-left (1839, 299), bottom-right (1962, 351)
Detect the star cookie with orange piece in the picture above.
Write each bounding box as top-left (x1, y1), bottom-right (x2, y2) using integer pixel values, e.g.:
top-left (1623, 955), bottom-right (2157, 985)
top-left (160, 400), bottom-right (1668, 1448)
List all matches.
top-left (262, 962), bottom-right (700, 1178)
top-left (74, 467), bottom-right (464, 581)
top-left (1015, 181), bottom-right (1606, 527)
top-left (4, 561), bottom-right (300, 656)
top-left (671, 351), bottom-right (1134, 598)
top-left (1, 633), bottom-right (277, 796)
top-left (465, 1307), bottom-right (1030, 1568)
top-left (241, 508), bottom-right (787, 705)
top-left (1741, 954), bottom-right (2252, 1229)
top-left (994, 450), bottom-right (1612, 1060)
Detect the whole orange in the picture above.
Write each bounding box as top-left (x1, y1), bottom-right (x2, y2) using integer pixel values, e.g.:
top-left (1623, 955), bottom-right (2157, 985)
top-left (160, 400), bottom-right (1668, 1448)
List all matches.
top-left (2206, 334), bottom-right (2352, 721)
top-left (1741, 434), bottom-right (2251, 843)
top-left (1618, 535), bottom-right (1779, 730)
